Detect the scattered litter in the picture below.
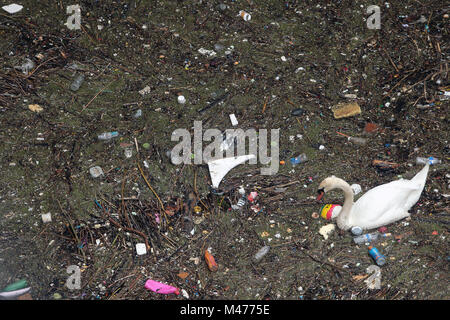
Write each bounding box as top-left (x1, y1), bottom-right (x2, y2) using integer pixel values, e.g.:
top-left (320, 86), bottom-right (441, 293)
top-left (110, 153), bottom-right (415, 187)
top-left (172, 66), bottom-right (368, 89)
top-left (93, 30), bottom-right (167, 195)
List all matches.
top-left (181, 289), bottom-right (189, 299)
top-left (142, 143), bottom-right (150, 150)
top-left (416, 157), bottom-right (441, 165)
top-left (364, 122), bottom-right (379, 133)
top-left (239, 10), bottom-right (251, 21)
top-left (89, 166), bottom-right (104, 178)
top-left (133, 109), bottom-right (142, 118)
top-left (353, 232), bottom-right (391, 244)
top-left (177, 272), bottom-right (189, 279)
top-left (135, 243), bottom-right (147, 255)
top-left (70, 74), bottom-right (84, 91)
top-left (193, 216), bottom-right (204, 225)
top-left (28, 104), bottom-right (43, 113)
top-left (207, 154), bottom-right (255, 189)
top-left (372, 159), bottom-right (400, 169)
top-left (2, 279), bottom-right (28, 292)
top-left (124, 148), bottom-right (132, 158)
top-left (144, 279), bottom-right (179, 295)
top-left (98, 131), bottom-right (119, 140)
top-left (138, 86), bottom-right (151, 96)
top-left (53, 292), bottom-right (62, 300)
top-left (177, 95), bottom-right (186, 104)
top-left (254, 246), bottom-right (270, 262)
top-left (204, 249), bottom-right (218, 272)
top-left (231, 196), bottom-right (246, 210)
top-left (337, 131), bottom-right (367, 145)
top-left (350, 184), bottom-right (362, 195)
top-left (319, 204), bottom-right (342, 220)
top-left (319, 224), bottom-right (335, 240)
top-left (332, 102), bottom-right (361, 119)
top-left (290, 153), bottom-right (308, 166)
top-left (198, 48), bottom-right (217, 57)
top-left (229, 113), bottom-right (238, 126)
top-left (15, 58), bottom-right (35, 74)
top-left (351, 226), bottom-right (363, 236)
top-left (378, 226), bottom-right (388, 233)
top-left (41, 213), bottom-right (52, 223)
top-left (2, 3), bottom-right (23, 14)
top-left (368, 246), bottom-right (386, 266)
top-left (247, 191), bottom-right (258, 203)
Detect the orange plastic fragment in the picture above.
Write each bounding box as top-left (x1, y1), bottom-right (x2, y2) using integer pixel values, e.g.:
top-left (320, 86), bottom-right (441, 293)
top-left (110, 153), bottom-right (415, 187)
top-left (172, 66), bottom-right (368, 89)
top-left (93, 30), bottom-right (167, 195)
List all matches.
top-left (204, 250), bottom-right (218, 272)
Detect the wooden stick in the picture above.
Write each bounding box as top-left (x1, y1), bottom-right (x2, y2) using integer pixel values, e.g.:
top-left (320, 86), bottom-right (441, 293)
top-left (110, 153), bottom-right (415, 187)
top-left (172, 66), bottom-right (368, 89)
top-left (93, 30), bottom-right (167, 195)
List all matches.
top-left (80, 80), bottom-right (113, 112)
top-left (262, 96), bottom-right (269, 113)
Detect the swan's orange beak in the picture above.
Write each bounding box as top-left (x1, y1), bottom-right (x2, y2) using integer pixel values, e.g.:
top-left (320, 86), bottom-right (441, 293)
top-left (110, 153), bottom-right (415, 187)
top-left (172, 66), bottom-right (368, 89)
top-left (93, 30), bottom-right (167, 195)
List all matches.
top-left (316, 189), bottom-right (324, 202)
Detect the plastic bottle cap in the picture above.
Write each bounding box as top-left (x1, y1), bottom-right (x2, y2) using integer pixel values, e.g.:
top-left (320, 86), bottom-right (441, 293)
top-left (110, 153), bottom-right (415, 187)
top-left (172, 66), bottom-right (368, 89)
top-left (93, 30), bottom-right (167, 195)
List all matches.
top-left (351, 226), bottom-right (363, 235)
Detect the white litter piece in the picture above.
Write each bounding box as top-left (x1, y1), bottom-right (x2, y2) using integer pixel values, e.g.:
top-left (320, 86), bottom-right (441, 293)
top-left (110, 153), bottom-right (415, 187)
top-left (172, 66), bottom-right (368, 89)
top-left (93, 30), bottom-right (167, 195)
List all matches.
top-left (41, 213), bottom-right (52, 223)
top-left (136, 243), bottom-right (147, 255)
top-left (177, 95), bottom-right (186, 104)
top-left (15, 58), bottom-right (35, 74)
top-left (138, 86), bottom-right (151, 96)
top-left (229, 114), bottom-right (238, 126)
top-left (319, 224), bottom-right (335, 240)
top-left (239, 10), bottom-right (251, 21)
top-left (181, 289), bottom-right (189, 299)
top-left (198, 48), bottom-right (216, 57)
top-left (89, 166), bottom-right (104, 178)
top-left (351, 183), bottom-right (362, 195)
top-left (2, 3), bottom-right (23, 14)
top-left (207, 154), bottom-right (256, 188)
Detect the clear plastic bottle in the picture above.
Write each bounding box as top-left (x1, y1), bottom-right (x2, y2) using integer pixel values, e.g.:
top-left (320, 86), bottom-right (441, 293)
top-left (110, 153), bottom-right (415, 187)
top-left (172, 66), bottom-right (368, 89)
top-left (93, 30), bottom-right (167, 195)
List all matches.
top-left (353, 232), bottom-right (391, 244)
top-left (290, 153), bottom-right (308, 166)
top-left (254, 246), bottom-right (270, 262)
top-left (70, 74), bottom-right (85, 91)
top-left (348, 136), bottom-right (367, 145)
top-left (98, 131), bottom-right (119, 140)
top-left (416, 156), bottom-right (441, 165)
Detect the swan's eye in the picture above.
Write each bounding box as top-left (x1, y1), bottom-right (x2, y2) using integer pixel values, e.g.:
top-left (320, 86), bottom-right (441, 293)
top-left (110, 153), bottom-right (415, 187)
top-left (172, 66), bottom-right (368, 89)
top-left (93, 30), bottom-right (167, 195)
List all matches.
top-left (317, 188), bottom-right (324, 194)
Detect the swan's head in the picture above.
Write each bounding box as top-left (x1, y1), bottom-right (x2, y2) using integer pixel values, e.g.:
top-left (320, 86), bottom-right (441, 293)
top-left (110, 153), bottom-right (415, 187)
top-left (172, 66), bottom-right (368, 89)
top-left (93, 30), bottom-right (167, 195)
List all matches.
top-left (316, 175), bottom-right (341, 201)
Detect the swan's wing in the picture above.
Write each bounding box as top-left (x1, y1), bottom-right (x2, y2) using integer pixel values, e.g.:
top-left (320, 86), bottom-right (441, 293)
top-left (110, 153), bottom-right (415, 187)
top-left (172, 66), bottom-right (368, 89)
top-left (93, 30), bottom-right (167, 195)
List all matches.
top-left (351, 180), bottom-right (424, 226)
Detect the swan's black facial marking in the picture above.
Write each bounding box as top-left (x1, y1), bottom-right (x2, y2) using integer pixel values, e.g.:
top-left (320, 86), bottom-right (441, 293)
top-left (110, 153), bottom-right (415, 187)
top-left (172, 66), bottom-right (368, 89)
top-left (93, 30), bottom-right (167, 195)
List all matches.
top-left (316, 188), bottom-right (324, 202)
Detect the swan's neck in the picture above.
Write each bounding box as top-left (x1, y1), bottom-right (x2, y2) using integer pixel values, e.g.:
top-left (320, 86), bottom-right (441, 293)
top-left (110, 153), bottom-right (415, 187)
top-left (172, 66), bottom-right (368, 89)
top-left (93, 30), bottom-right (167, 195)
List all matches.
top-left (334, 179), bottom-right (354, 229)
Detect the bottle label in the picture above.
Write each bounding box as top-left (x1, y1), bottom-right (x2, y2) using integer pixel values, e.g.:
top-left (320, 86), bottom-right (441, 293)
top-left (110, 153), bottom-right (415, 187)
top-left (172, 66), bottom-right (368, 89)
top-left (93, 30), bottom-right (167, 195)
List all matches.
top-left (320, 204), bottom-right (341, 220)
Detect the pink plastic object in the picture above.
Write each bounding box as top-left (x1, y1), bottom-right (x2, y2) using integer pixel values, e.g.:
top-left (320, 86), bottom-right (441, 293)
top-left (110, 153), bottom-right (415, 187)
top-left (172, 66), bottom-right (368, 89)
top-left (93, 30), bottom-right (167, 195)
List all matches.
top-left (378, 226), bottom-right (387, 233)
top-left (145, 279), bottom-right (179, 295)
top-left (248, 191), bottom-right (258, 202)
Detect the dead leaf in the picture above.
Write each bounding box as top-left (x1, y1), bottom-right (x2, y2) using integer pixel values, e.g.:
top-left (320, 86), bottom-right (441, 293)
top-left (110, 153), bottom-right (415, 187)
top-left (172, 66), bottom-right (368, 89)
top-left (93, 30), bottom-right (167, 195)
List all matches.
top-left (352, 274), bottom-right (368, 281)
top-left (177, 271), bottom-right (189, 279)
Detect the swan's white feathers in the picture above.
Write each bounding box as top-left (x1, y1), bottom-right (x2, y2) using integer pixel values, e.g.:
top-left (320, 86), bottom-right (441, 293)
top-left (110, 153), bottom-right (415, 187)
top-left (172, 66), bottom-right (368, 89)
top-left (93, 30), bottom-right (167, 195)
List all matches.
top-left (320, 165), bottom-right (429, 230)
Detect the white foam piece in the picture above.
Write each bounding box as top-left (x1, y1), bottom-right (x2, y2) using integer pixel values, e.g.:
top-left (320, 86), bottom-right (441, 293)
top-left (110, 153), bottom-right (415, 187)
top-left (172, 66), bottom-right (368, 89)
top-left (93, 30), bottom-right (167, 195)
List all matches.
top-left (136, 243), bottom-right (147, 255)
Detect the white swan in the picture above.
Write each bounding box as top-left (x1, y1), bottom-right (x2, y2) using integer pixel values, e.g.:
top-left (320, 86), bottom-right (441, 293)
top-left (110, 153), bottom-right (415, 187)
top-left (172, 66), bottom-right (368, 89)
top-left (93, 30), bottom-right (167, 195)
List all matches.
top-left (316, 164), bottom-right (430, 230)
